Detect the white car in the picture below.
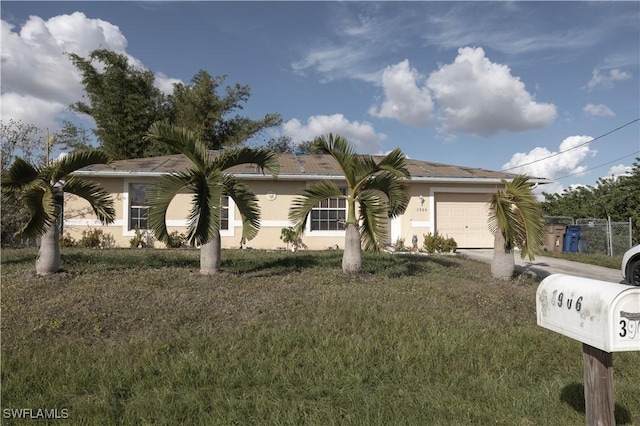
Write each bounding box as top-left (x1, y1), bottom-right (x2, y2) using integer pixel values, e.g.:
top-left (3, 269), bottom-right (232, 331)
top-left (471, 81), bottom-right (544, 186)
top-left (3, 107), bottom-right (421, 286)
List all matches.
top-left (622, 244), bottom-right (640, 286)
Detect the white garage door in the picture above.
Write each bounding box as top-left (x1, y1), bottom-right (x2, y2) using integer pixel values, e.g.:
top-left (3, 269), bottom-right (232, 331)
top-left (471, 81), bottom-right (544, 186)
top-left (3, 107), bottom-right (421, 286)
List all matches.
top-left (435, 193), bottom-right (493, 248)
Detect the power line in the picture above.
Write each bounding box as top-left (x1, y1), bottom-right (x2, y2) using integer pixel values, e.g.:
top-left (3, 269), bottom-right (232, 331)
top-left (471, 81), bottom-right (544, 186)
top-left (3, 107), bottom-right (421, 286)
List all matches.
top-left (554, 150), bottom-right (640, 181)
top-left (501, 117), bottom-right (640, 172)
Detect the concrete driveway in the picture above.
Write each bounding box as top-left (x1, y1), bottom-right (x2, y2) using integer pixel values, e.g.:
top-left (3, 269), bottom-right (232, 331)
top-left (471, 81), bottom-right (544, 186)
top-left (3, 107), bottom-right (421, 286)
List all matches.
top-left (457, 249), bottom-right (624, 283)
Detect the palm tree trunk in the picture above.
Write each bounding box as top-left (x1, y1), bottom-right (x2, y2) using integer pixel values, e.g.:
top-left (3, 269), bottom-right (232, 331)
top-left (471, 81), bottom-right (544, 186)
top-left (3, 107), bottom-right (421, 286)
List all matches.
top-left (342, 223), bottom-right (363, 274)
top-left (36, 222), bottom-right (61, 275)
top-left (491, 230), bottom-right (515, 280)
top-left (200, 231), bottom-right (222, 275)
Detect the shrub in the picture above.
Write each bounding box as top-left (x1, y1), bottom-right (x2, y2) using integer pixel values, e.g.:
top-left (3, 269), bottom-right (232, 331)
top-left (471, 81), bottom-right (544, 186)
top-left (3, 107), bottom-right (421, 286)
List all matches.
top-left (100, 233), bottom-right (116, 249)
top-left (129, 228), bottom-right (153, 248)
top-left (60, 233), bottom-right (77, 248)
top-left (79, 228), bottom-right (115, 249)
top-left (280, 227), bottom-right (304, 251)
top-left (423, 232), bottom-right (458, 254)
top-left (442, 235), bottom-right (458, 253)
top-left (167, 231), bottom-right (187, 248)
top-left (393, 237), bottom-right (408, 252)
top-left (79, 228), bottom-right (101, 248)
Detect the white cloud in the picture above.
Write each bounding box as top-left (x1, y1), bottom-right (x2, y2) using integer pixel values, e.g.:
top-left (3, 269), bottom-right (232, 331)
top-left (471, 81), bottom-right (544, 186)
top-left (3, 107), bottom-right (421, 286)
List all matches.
top-left (291, 4), bottom-right (411, 84)
top-left (0, 12), bottom-right (183, 133)
top-left (583, 103), bottom-right (615, 117)
top-left (0, 13), bottom-right (129, 131)
top-left (605, 164), bottom-right (632, 180)
top-left (291, 45), bottom-right (378, 83)
top-left (0, 93), bottom-right (67, 131)
top-left (368, 60), bottom-right (435, 127)
top-left (426, 47), bottom-right (557, 136)
top-left (421, 2), bottom-right (616, 57)
top-left (502, 135), bottom-right (596, 194)
top-left (154, 72), bottom-right (182, 95)
top-left (282, 114), bottom-right (386, 154)
top-left (586, 68), bottom-right (631, 90)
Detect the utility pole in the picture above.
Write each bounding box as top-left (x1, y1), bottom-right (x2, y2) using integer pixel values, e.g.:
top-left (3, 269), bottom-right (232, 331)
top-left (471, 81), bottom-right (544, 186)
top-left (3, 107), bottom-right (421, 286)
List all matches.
top-left (46, 128), bottom-right (52, 166)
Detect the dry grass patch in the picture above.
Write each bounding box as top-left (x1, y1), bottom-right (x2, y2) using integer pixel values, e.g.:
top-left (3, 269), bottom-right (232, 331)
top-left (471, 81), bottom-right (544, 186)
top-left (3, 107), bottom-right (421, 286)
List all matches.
top-left (2, 248), bottom-right (638, 425)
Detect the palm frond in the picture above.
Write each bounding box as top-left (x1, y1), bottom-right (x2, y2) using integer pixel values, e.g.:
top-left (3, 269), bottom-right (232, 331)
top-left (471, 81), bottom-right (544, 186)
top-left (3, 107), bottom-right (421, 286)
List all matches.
top-left (312, 133), bottom-right (355, 157)
top-left (377, 148), bottom-right (410, 179)
top-left (358, 190), bottom-right (389, 252)
top-left (20, 187), bottom-right (56, 238)
top-left (348, 155), bottom-right (380, 191)
top-left (53, 150), bottom-right (112, 183)
top-left (186, 169), bottom-right (223, 246)
top-left (360, 173), bottom-right (409, 217)
top-left (148, 173), bottom-right (191, 244)
top-left (1, 157), bottom-right (40, 194)
top-left (312, 134), bottom-right (357, 184)
top-left (489, 175), bottom-right (545, 259)
top-left (211, 146), bottom-right (280, 178)
top-left (223, 175), bottom-right (261, 242)
top-left (506, 176), bottom-right (545, 259)
top-left (288, 180), bottom-right (344, 236)
top-left (146, 122), bottom-right (208, 170)
top-left (62, 176), bottom-right (116, 224)
top-left (488, 190), bottom-right (518, 251)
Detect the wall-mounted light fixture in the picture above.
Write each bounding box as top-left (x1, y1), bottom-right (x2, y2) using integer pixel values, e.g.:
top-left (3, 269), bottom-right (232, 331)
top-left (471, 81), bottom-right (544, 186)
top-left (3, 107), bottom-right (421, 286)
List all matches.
top-left (419, 195), bottom-right (425, 205)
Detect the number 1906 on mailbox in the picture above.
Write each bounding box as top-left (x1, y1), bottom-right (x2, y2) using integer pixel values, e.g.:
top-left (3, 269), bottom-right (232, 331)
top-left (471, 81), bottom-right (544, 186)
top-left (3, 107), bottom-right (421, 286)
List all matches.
top-left (536, 274), bottom-right (640, 352)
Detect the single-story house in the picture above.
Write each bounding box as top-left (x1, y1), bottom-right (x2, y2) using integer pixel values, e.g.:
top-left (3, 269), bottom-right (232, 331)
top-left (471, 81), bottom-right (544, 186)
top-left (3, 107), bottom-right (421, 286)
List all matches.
top-left (66, 152), bottom-right (550, 250)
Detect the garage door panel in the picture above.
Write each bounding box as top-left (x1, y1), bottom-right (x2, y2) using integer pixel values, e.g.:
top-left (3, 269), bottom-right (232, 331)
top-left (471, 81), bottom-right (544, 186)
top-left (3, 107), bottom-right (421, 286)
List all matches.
top-left (435, 193), bottom-right (493, 248)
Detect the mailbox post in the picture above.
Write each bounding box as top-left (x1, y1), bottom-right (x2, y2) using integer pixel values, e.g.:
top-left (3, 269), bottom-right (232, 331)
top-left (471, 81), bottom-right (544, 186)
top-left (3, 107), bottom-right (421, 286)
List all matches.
top-left (536, 274), bottom-right (640, 425)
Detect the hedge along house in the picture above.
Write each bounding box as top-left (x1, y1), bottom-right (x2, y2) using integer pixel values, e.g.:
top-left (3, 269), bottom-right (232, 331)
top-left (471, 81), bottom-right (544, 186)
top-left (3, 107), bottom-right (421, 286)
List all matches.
top-left (66, 152), bottom-right (550, 250)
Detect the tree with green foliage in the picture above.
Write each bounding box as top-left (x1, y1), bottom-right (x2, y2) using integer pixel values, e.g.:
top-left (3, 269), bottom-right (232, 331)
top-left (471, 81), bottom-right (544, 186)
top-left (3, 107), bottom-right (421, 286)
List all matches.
top-left (266, 136), bottom-right (295, 153)
top-left (1, 120), bottom-right (93, 246)
top-left (1, 150), bottom-right (115, 274)
top-left (168, 70), bottom-right (281, 151)
top-left (542, 186), bottom-right (595, 219)
top-left (69, 51), bottom-right (282, 159)
top-left (542, 157), bottom-right (640, 244)
top-left (288, 134), bottom-right (410, 274)
top-left (144, 122), bottom-right (279, 274)
top-left (68, 49), bottom-right (168, 160)
top-left (489, 175), bottom-right (545, 280)
top-left (265, 135), bottom-right (317, 154)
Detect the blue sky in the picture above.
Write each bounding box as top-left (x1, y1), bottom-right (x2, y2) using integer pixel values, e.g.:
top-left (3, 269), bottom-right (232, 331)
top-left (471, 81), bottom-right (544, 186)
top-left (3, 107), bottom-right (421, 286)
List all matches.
top-left (2, 1), bottom-right (639, 194)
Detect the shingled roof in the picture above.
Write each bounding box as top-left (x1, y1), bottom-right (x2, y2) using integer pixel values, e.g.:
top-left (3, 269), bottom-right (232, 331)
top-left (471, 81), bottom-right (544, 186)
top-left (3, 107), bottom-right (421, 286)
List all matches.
top-left (75, 152), bottom-right (549, 183)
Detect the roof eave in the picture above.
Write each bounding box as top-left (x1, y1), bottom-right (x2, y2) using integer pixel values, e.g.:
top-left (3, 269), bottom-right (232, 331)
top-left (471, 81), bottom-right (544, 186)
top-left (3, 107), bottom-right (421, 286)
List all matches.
top-left (72, 170), bottom-right (552, 184)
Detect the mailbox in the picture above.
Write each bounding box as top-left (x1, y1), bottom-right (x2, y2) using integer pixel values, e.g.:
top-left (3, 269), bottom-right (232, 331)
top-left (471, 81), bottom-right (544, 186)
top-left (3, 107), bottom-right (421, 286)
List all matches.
top-left (536, 274), bottom-right (640, 352)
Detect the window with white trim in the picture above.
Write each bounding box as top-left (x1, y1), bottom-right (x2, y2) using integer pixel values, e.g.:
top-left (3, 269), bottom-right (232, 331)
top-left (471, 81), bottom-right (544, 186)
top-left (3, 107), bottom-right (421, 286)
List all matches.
top-left (128, 184), bottom-right (231, 232)
top-left (221, 195), bottom-right (229, 231)
top-left (129, 184), bottom-right (152, 230)
top-left (310, 190), bottom-right (347, 231)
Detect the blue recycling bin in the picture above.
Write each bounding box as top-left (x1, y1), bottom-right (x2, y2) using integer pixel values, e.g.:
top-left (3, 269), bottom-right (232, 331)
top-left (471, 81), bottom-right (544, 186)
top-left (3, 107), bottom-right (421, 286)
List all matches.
top-left (563, 225), bottom-right (581, 253)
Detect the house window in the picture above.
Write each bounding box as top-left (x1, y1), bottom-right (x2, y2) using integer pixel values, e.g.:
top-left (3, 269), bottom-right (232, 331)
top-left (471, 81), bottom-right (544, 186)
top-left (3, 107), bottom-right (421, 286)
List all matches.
top-left (221, 195), bottom-right (229, 230)
top-left (128, 184), bottom-right (231, 232)
top-left (129, 184), bottom-right (152, 230)
top-left (310, 191), bottom-right (346, 231)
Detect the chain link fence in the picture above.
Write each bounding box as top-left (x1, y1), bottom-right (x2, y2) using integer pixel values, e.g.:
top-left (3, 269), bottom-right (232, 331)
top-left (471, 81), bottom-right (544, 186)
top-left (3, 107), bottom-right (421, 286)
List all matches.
top-left (575, 218), bottom-right (633, 256)
top-left (544, 216), bottom-right (633, 256)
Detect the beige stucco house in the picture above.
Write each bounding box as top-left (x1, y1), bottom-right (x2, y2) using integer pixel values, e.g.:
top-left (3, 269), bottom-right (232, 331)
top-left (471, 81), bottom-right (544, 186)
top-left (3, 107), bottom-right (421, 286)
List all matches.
top-left (66, 152), bottom-right (549, 250)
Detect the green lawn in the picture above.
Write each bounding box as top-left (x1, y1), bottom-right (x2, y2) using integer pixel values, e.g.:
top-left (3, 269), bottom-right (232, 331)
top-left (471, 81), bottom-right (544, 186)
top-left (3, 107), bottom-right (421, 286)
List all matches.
top-left (540, 250), bottom-right (623, 270)
top-left (1, 248), bottom-right (638, 425)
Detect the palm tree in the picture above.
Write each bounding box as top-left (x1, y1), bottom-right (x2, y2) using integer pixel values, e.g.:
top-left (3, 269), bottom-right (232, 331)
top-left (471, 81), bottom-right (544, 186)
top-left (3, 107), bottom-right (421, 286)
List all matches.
top-left (289, 134), bottom-right (410, 274)
top-left (1, 151), bottom-right (116, 275)
top-left (144, 122), bottom-right (279, 274)
top-left (488, 174), bottom-right (545, 280)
